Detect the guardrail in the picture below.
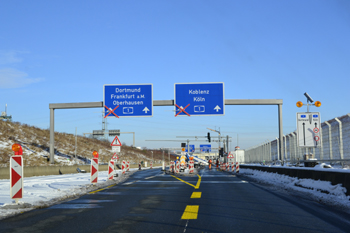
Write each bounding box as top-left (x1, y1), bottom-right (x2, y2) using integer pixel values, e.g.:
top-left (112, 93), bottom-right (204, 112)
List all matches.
top-left (0, 163), bottom-right (163, 179)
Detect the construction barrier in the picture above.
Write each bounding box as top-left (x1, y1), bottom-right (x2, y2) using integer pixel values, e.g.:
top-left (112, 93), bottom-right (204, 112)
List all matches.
top-left (10, 156), bottom-right (23, 201)
top-left (150, 161), bottom-right (153, 169)
top-left (175, 162), bottom-right (180, 173)
top-left (236, 162), bottom-right (239, 173)
top-left (189, 161), bottom-right (194, 173)
top-left (122, 160), bottom-right (126, 174)
top-left (91, 158), bottom-right (98, 184)
top-left (127, 161), bottom-right (130, 172)
top-left (226, 163), bottom-right (229, 171)
top-left (170, 161), bottom-right (174, 172)
top-left (108, 160), bottom-right (115, 180)
top-left (231, 162), bottom-right (235, 172)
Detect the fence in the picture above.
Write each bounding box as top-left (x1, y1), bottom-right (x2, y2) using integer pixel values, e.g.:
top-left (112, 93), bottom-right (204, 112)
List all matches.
top-left (245, 113), bottom-right (350, 164)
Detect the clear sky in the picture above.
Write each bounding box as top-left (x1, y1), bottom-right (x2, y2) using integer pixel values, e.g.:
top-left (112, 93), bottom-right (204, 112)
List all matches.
top-left (1, 1), bottom-right (349, 151)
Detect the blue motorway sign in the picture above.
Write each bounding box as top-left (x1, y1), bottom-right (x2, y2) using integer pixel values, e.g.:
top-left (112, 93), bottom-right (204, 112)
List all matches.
top-left (174, 83), bottom-right (224, 116)
top-left (185, 145), bottom-right (195, 153)
top-left (104, 84), bottom-right (153, 118)
top-left (200, 144), bottom-right (211, 152)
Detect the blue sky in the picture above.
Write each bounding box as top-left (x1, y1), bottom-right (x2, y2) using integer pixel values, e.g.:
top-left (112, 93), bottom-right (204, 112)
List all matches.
top-left (1, 0), bottom-right (349, 151)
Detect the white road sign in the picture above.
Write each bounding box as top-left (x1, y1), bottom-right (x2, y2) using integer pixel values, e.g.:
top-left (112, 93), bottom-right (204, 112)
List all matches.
top-left (297, 112), bottom-right (321, 148)
top-left (112, 146), bottom-right (121, 152)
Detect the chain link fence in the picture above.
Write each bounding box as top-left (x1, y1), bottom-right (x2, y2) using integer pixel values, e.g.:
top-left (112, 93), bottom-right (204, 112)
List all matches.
top-left (245, 113), bottom-right (350, 165)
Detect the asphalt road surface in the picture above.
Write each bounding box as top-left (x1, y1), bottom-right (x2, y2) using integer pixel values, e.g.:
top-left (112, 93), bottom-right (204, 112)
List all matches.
top-left (1, 167), bottom-right (350, 233)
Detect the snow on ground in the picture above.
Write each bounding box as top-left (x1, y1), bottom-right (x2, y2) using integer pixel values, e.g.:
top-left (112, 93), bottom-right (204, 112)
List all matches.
top-left (240, 168), bottom-right (350, 212)
top-left (0, 167), bottom-right (158, 220)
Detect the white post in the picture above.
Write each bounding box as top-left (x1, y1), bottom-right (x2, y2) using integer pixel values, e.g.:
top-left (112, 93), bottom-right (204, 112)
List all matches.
top-left (325, 121), bottom-right (333, 160)
top-left (334, 118), bottom-right (344, 160)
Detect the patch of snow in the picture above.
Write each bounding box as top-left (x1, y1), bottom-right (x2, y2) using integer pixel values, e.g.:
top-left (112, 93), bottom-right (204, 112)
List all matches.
top-left (240, 168), bottom-right (350, 211)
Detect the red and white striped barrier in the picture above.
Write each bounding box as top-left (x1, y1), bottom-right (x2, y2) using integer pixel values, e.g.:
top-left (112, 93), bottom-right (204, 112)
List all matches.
top-left (150, 161), bottom-right (153, 169)
top-left (91, 158), bottom-right (99, 184)
top-left (226, 163), bottom-right (229, 171)
top-left (175, 162), bottom-right (180, 173)
top-left (170, 161), bottom-right (174, 172)
top-left (189, 160), bottom-right (194, 173)
top-left (236, 162), bottom-right (239, 173)
top-left (10, 155), bottom-right (23, 200)
top-left (108, 160), bottom-right (115, 180)
top-left (231, 162), bottom-right (235, 172)
top-left (122, 160), bottom-right (126, 174)
top-left (127, 161), bottom-right (130, 172)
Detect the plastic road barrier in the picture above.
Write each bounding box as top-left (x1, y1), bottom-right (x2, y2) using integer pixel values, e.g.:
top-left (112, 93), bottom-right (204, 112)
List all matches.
top-left (91, 158), bottom-right (99, 184)
top-left (122, 160), bottom-right (126, 174)
top-left (127, 161), bottom-right (130, 172)
top-left (108, 160), bottom-right (115, 180)
top-left (10, 156), bottom-right (23, 201)
top-left (236, 162), bottom-right (240, 173)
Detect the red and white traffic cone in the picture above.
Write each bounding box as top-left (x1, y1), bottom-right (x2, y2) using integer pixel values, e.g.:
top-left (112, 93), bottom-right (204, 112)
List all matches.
top-left (10, 144), bottom-right (23, 203)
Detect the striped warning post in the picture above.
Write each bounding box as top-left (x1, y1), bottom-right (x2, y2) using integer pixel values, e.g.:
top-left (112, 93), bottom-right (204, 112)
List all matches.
top-left (236, 162), bottom-right (239, 173)
top-left (127, 161), bottom-right (130, 172)
top-left (226, 163), bottom-right (229, 171)
top-left (122, 160), bottom-right (126, 174)
top-left (231, 162), bottom-right (235, 172)
top-left (189, 161), bottom-right (194, 173)
top-left (150, 161), bottom-right (153, 169)
top-left (91, 158), bottom-right (99, 184)
top-left (108, 160), bottom-right (115, 180)
top-left (10, 156), bottom-right (23, 200)
top-left (170, 161), bottom-right (174, 172)
top-left (175, 162), bottom-right (180, 173)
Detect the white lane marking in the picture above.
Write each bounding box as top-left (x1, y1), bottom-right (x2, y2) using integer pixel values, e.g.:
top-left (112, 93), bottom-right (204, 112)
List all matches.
top-left (49, 204), bottom-right (102, 209)
top-left (145, 176), bottom-right (156, 180)
top-left (122, 180), bottom-right (140, 185)
top-left (201, 181), bottom-right (248, 183)
top-left (136, 181), bottom-right (248, 184)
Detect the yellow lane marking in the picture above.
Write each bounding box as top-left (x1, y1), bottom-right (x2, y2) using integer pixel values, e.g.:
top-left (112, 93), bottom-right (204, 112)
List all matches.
top-left (89, 184), bottom-right (116, 194)
top-left (195, 174), bottom-right (201, 189)
top-left (191, 192), bottom-right (201, 198)
top-left (171, 175), bottom-right (196, 188)
top-left (181, 205), bottom-right (199, 219)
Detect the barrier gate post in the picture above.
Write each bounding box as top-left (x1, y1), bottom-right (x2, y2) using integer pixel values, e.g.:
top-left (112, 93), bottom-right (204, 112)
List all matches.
top-left (91, 151), bottom-right (99, 184)
top-left (108, 160), bottom-right (115, 180)
top-left (10, 144), bottom-right (23, 204)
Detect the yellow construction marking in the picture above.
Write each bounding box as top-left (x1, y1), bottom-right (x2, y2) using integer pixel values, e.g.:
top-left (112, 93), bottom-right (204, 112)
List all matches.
top-left (195, 174), bottom-right (201, 189)
top-left (191, 192), bottom-right (202, 198)
top-left (171, 175), bottom-right (196, 188)
top-left (181, 205), bottom-right (199, 219)
top-left (89, 184), bottom-right (116, 194)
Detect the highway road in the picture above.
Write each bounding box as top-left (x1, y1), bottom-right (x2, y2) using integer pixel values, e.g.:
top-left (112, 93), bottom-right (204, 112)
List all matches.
top-left (1, 167), bottom-right (350, 233)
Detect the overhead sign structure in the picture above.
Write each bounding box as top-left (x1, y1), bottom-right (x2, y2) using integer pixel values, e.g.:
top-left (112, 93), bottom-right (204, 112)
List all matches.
top-left (109, 129), bottom-right (120, 136)
top-left (104, 84), bottom-right (153, 118)
top-left (174, 82), bottom-right (224, 116)
top-left (297, 112), bottom-right (321, 147)
top-left (200, 144), bottom-right (211, 152)
top-left (185, 145), bottom-right (195, 153)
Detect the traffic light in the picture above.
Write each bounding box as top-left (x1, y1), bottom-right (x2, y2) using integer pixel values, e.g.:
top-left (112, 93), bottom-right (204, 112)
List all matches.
top-left (219, 148), bottom-right (223, 156)
top-left (207, 132), bottom-right (211, 142)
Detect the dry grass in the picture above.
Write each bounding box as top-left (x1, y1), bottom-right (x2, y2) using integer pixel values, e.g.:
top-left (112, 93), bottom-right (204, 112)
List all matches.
top-left (0, 120), bottom-right (172, 167)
